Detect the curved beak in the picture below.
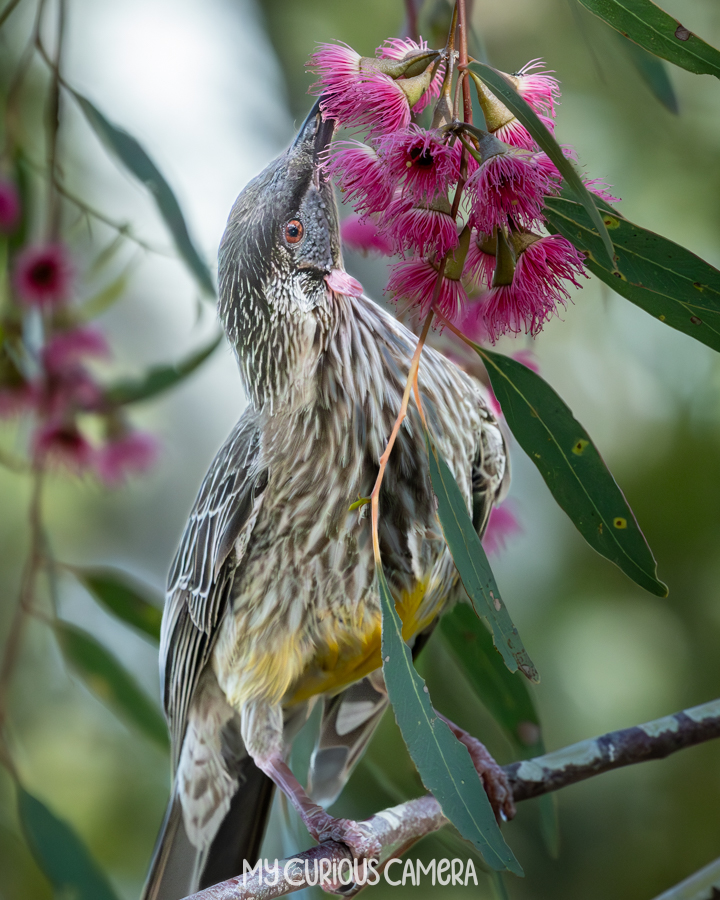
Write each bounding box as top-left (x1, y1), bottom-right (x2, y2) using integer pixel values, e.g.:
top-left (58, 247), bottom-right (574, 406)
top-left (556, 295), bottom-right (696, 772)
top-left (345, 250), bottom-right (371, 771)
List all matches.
top-left (292, 97), bottom-right (336, 163)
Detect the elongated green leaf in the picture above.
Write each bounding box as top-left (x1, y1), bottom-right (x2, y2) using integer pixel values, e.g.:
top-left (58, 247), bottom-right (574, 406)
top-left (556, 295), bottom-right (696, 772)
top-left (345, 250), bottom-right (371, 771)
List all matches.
top-left (77, 269), bottom-right (131, 322)
top-left (469, 61), bottom-right (615, 268)
top-left (441, 604), bottom-right (543, 756)
top-left (378, 565), bottom-right (522, 874)
top-left (75, 568), bottom-right (162, 642)
top-left (105, 331), bottom-right (223, 406)
top-left (619, 33), bottom-right (678, 112)
top-left (577, 0), bottom-right (720, 79)
top-left (72, 92), bottom-right (215, 296)
top-left (17, 786), bottom-right (119, 900)
top-left (545, 189), bottom-right (720, 353)
top-left (425, 433), bottom-right (538, 681)
top-left (476, 348), bottom-right (667, 597)
top-left (56, 622), bottom-right (169, 749)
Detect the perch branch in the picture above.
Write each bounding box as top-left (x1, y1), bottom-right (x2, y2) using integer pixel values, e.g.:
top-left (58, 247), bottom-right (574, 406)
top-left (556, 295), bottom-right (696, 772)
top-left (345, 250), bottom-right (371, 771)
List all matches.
top-left (182, 697), bottom-right (720, 900)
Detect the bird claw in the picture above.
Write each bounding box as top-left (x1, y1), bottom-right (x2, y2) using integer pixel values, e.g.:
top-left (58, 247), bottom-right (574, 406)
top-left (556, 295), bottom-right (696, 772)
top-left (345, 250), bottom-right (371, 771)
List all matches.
top-left (462, 735), bottom-right (516, 824)
top-left (307, 811), bottom-right (380, 860)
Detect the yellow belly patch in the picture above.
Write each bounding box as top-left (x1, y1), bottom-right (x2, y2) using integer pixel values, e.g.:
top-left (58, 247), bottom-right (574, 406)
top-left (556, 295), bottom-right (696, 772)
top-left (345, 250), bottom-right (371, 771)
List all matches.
top-left (288, 579), bottom-right (436, 705)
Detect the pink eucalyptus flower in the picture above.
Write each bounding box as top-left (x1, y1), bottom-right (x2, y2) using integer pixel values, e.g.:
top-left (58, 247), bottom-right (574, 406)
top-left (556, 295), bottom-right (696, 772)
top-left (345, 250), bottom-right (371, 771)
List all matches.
top-left (13, 243), bottom-right (73, 307)
top-left (482, 502), bottom-right (521, 556)
top-left (512, 348), bottom-right (540, 373)
top-left (386, 256), bottom-right (468, 321)
top-left (376, 126), bottom-right (458, 203)
top-left (325, 268), bottom-right (364, 297)
top-left (377, 36), bottom-right (444, 113)
top-left (0, 179), bottom-right (20, 232)
top-left (466, 151), bottom-right (550, 233)
top-left (584, 177), bottom-right (621, 205)
top-left (323, 142), bottom-right (393, 216)
top-left (42, 327), bottom-right (110, 373)
top-left (381, 197), bottom-right (459, 258)
top-left (465, 233), bottom-right (496, 290)
top-left (32, 421), bottom-right (94, 471)
top-left (309, 43), bottom-right (413, 135)
top-left (95, 430), bottom-right (159, 486)
top-left (341, 213), bottom-right (393, 255)
top-left (482, 234), bottom-right (587, 341)
top-left (455, 300), bottom-right (490, 345)
top-left (511, 59), bottom-right (561, 119)
top-left (536, 147), bottom-right (620, 203)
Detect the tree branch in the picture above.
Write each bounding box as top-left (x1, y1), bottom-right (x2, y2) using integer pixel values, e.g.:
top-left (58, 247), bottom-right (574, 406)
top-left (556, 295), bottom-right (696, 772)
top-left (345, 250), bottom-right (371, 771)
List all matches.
top-left (182, 698), bottom-right (720, 900)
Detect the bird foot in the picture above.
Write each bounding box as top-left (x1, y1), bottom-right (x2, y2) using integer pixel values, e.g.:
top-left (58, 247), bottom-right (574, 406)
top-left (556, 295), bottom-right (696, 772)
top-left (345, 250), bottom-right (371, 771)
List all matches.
top-left (306, 810), bottom-right (381, 860)
top-left (461, 733), bottom-right (516, 823)
top-left (436, 711), bottom-right (516, 823)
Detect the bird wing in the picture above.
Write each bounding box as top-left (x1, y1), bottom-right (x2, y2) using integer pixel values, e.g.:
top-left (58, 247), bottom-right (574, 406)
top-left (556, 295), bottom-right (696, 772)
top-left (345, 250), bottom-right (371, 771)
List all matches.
top-left (161, 407), bottom-right (268, 765)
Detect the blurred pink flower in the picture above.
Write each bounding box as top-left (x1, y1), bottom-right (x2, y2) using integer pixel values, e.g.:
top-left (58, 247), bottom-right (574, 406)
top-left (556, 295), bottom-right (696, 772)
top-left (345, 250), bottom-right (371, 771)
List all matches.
top-left (13, 243), bottom-right (73, 307)
top-left (386, 256), bottom-right (468, 321)
top-left (33, 421), bottom-right (93, 471)
top-left (0, 383), bottom-right (37, 419)
top-left (340, 214), bottom-right (393, 255)
top-left (95, 431), bottom-right (159, 486)
top-left (0, 179), bottom-right (20, 232)
top-left (42, 326), bottom-right (110, 373)
top-left (482, 502), bottom-right (521, 556)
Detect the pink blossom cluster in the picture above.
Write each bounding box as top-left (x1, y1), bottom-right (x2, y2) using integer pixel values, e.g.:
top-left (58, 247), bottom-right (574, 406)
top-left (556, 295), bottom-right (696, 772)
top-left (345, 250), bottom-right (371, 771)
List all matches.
top-left (0, 179), bottom-right (158, 483)
top-left (309, 40), bottom-right (618, 342)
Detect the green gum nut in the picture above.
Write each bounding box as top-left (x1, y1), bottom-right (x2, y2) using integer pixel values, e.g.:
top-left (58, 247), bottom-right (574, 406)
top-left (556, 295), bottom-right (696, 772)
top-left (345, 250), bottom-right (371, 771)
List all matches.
top-left (445, 224), bottom-right (472, 281)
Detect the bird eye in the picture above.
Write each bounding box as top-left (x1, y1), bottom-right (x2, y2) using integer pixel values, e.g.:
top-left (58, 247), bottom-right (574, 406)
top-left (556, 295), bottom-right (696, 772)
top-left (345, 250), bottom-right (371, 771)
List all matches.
top-left (284, 219), bottom-right (304, 244)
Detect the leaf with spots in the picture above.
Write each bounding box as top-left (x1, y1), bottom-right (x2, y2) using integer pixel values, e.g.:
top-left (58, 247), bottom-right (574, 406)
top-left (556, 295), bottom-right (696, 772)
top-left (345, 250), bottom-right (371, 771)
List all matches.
top-left (424, 431), bottom-right (538, 682)
top-left (17, 786), bottom-right (120, 900)
top-left (378, 564), bottom-right (522, 874)
top-left (576, 0), bottom-right (720, 79)
top-left (475, 348), bottom-right (667, 597)
top-left (55, 622), bottom-right (169, 749)
top-left (544, 187), bottom-right (720, 353)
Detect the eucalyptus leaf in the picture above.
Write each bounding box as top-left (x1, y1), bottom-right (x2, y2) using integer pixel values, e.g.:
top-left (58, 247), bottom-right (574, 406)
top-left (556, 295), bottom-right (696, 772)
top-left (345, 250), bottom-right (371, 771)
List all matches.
top-left (105, 331), bottom-right (223, 406)
top-left (544, 188), bottom-right (720, 353)
top-left (72, 91), bottom-right (215, 296)
top-left (77, 269), bottom-right (131, 322)
top-left (618, 33), bottom-right (678, 112)
top-left (378, 564), bottom-right (522, 874)
top-left (75, 567), bottom-right (162, 642)
top-left (577, 0), bottom-right (720, 79)
top-left (468, 61), bottom-right (615, 268)
top-left (425, 432), bottom-right (538, 682)
top-left (56, 622), bottom-right (169, 749)
top-left (475, 348), bottom-right (667, 597)
top-left (17, 786), bottom-right (120, 900)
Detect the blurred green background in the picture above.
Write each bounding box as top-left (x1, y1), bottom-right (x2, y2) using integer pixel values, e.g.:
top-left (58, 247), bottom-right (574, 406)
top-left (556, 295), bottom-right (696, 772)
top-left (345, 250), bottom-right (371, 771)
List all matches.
top-left (1, 0), bottom-right (720, 898)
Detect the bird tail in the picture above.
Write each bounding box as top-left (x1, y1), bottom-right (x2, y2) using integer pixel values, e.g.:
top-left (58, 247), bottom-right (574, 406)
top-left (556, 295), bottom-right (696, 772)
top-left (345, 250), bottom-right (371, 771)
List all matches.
top-left (141, 757), bottom-right (274, 900)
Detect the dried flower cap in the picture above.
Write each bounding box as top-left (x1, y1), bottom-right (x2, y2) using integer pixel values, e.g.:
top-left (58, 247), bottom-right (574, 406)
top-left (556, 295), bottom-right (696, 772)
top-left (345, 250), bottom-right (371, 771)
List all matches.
top-left (13, 243), bottom-right (73, 307)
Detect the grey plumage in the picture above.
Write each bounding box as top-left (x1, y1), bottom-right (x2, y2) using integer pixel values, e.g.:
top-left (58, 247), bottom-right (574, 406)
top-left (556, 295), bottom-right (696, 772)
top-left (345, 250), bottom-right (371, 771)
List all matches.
top-left (142, 101), bottom-right (509, 900)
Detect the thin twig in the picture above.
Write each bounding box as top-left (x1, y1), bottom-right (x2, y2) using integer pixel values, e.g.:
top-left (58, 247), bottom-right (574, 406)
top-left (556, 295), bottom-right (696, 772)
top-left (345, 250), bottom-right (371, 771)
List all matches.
top-left (182, 698), bottom-right (720, 900)
top-left (403, 0), bottom-right (420, 44)
top-left (0, 0), bottom-right (23, 29)
top-left (44, 0), bottom-right (66, 238)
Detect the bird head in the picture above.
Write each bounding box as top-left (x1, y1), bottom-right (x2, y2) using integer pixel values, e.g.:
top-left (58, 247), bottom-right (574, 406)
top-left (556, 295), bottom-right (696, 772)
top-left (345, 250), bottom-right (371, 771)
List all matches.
top-left (218, 100), bottom-right (341, 361)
